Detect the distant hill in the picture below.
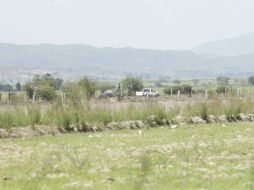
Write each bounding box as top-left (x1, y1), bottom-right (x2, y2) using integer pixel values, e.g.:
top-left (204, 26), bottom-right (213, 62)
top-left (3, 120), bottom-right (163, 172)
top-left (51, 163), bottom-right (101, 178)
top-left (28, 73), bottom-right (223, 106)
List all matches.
top-left (0, 43), bottom-right (254, 83)
top-left (192, 33), bottom-right (254, 56)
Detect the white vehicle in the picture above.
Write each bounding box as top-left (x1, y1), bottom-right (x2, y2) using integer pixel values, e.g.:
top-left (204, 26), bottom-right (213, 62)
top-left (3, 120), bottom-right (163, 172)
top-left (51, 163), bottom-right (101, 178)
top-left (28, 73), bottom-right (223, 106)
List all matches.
top-left (136, 88), bottom-right (160, 97)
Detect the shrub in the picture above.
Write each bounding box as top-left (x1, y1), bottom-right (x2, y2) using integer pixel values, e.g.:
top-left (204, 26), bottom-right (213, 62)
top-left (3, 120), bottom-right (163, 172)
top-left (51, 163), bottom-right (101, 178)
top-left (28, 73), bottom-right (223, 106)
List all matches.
top-left (23, 84), bottom-right (34, 99)
top-left (163, 85), bottom-right (192, 95)
top-left (78, 77), bottom-right (98, 99)
top-left (217, 76), bottom-right (230, 85)
top-left (37, 85), bottom-right (57, 101)
top-left (121, 77), bottom-right (144, 96)
top-left (248, 76), bottom-right (254, 86)
top-left (0, 112), bottom-right (14, 129)
top-left (199, 103), bottom-right (209, 122)
top-left (98, 82), bottom-right (115, 93)
top-left (216, 86), bottom-right (229, 94)
top-left (28, 106), bottom-right (41, 126)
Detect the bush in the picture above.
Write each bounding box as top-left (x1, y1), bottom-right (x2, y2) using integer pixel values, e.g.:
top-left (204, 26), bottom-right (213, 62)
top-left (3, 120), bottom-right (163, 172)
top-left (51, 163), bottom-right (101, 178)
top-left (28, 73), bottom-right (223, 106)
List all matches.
top-left (62, 82), bottom-right (84, 105)
top-left (78, 77), bottom-right (98, 99)
top-left (23, 84), bottom-right (34, 99)
top-left (217, 76), bottom-right (230, 85)
top-left (121, 77), bottom-right (144, 96)
top-left (37, 85), bottom-right (57, 101)
top-left (216, 86), bottom-right (229, 94)
top-left (0, 112), bottom-right (14, 129)
top-left (163, 85), bottom-right (192, 95)
top-left (199, 103), bottom-right (209, 122)
top-left (98, 82), bottom-right (115, 93)
top-left (28, 106), bottom-right (41, 126)
top-left (248, 76), bottom-right (254, 86)
top-left (23, 74), bottom-right (63, 101)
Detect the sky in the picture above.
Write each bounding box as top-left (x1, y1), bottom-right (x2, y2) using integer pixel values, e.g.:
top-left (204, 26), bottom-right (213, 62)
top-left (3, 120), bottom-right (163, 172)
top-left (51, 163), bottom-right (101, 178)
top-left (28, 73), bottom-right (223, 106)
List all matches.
top-left (0, 0), bottom-right (254, 50)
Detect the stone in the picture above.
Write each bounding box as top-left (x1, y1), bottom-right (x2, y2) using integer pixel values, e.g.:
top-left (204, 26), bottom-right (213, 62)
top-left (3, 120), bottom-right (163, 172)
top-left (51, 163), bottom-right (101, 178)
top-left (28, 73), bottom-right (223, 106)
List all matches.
top-left (91, 125), bottom-right (98, 132)
top-left (129, 121), bottom-right (137, 129)
top-left (106, 122), bottom-right (118, 130)
top-left (247, 114), bottom-right (254, 121)
top-left (135, 120), bottom-right (145, 128)
top-left (137, 130), bottom-right (143, 136)
top-left (208, 115), bottom-right (216, 123)
top-left (119, 121), bottom-right (131, 129)
top-left (147, 115), bottom-right (156, 122)
top-left (173, 116), bottom-right (185, 124)
top-left (170, 125), bottom-right (177, 129)
top-left (218, 115), bottom-right (227, 123)
top-left (190, 116), bottom-right (206, 124)
top-left (0, 129), bottom-right (9, 138)
top-left (9, 127), bottom-right (40, 138)
top-left (239, 113), bottom-right (249, 121)
top-left (33, 125), bottom-right (60, 136)
top-left (162, 119), bottom-right (168, 126)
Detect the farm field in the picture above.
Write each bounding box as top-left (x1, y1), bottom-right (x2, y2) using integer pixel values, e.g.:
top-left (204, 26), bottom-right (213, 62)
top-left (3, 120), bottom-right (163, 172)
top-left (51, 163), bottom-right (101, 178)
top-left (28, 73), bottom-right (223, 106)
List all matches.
top-left (0, 123), bottom-right (254, 190)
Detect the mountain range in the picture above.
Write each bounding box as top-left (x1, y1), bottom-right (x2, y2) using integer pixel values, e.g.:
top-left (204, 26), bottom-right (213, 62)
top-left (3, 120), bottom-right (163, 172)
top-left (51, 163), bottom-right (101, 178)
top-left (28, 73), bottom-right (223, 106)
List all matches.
top-left (1, 33), bottom-right (254, 83)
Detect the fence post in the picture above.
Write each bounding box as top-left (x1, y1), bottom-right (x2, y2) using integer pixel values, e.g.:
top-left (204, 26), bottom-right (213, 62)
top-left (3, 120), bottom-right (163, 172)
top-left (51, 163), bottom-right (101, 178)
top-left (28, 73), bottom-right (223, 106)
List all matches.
top-left (32, 87), bottom-right (37, 104)
top-left (205, 89), bottom-right (208, 98)
top-left (8, 91), bottom-right (11, 102)
top-left (62, 92), bottom-right (64, 103)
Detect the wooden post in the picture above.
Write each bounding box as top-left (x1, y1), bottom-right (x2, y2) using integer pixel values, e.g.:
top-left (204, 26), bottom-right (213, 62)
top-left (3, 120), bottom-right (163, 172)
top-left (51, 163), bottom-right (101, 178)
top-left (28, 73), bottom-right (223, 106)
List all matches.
top-left (171, 88), bottom-right (173, 96)
top-left (8, 91), bottom-right (11, 102)
top-left (117, 83), bottom-right (122, 101)
top-left (62, 92), bottom-right (64, 103)
top-left (177, 90), bottom-right (180, 99)
top-left (205, 89), bottom-right (208, 99)
top-left (120, 83), bottom-right (123, 98)
top-left (32, 88), bottom-right (37, 104)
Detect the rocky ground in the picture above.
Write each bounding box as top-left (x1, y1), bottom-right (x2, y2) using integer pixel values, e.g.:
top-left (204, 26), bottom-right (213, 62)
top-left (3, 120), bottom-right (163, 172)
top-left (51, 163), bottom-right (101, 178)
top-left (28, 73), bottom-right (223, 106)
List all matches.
top-left (1, 113), bottom-right (254, 139)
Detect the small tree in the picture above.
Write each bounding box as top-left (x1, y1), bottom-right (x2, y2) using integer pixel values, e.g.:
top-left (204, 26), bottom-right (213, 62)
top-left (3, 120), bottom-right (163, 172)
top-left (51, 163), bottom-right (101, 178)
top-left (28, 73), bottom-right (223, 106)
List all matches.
top-left (248, 76), bottom-right (254, 86)
top-left (0, 84), bottom-right (13, 91)
top-left (55, 78), bottom-right (64, 90)
top-left (216, 86), bottom-right (229, 94)
top-left (122, 77), bottom-right (143, 96)
top-left (15, 82), bottom-right (21, 91)
top-left (164, 84), bottom-right (192, 95)
top-left (217, 76), bottom-right (230, 85)
top-left (23, 84), bottom-right (34, 99)
top-left (37, 85), bottom-right (57, 101)
top-left (78, 77), bottom-right (97, 99)
top-left (192, 79), bottom-right (199, 86)
top-left (98, 82), bottom-right (115, 93)
top-left (23, 74), bottom-right (63, 101)
top-left (155, 81), bottom-right (163, 87)
top-left (62, 82), bottom-right (85, 105)
top-left (173, 79), bottom-right (181, 84)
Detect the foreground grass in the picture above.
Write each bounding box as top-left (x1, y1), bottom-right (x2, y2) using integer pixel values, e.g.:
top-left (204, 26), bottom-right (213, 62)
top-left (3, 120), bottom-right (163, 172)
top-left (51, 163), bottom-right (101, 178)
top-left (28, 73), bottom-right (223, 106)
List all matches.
top-left (0, 123), bottom-right (254, 190)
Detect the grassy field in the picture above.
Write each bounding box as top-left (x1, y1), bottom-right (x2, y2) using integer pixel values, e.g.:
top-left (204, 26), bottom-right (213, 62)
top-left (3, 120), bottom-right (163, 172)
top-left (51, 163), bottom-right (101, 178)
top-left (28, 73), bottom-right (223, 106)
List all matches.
top-left (0, 123), bottom-right (254, 190)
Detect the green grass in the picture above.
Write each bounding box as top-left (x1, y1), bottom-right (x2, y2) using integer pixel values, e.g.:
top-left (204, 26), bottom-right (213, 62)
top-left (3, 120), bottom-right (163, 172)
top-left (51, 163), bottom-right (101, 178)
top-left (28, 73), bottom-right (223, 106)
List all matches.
top-left (0, 122), bottom-right (254, 189)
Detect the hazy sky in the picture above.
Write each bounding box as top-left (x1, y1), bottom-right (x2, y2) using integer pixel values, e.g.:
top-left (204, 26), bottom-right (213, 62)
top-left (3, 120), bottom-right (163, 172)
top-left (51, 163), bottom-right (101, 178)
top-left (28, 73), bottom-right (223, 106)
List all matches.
top-left (1, 0), bottom-right (254, 49)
